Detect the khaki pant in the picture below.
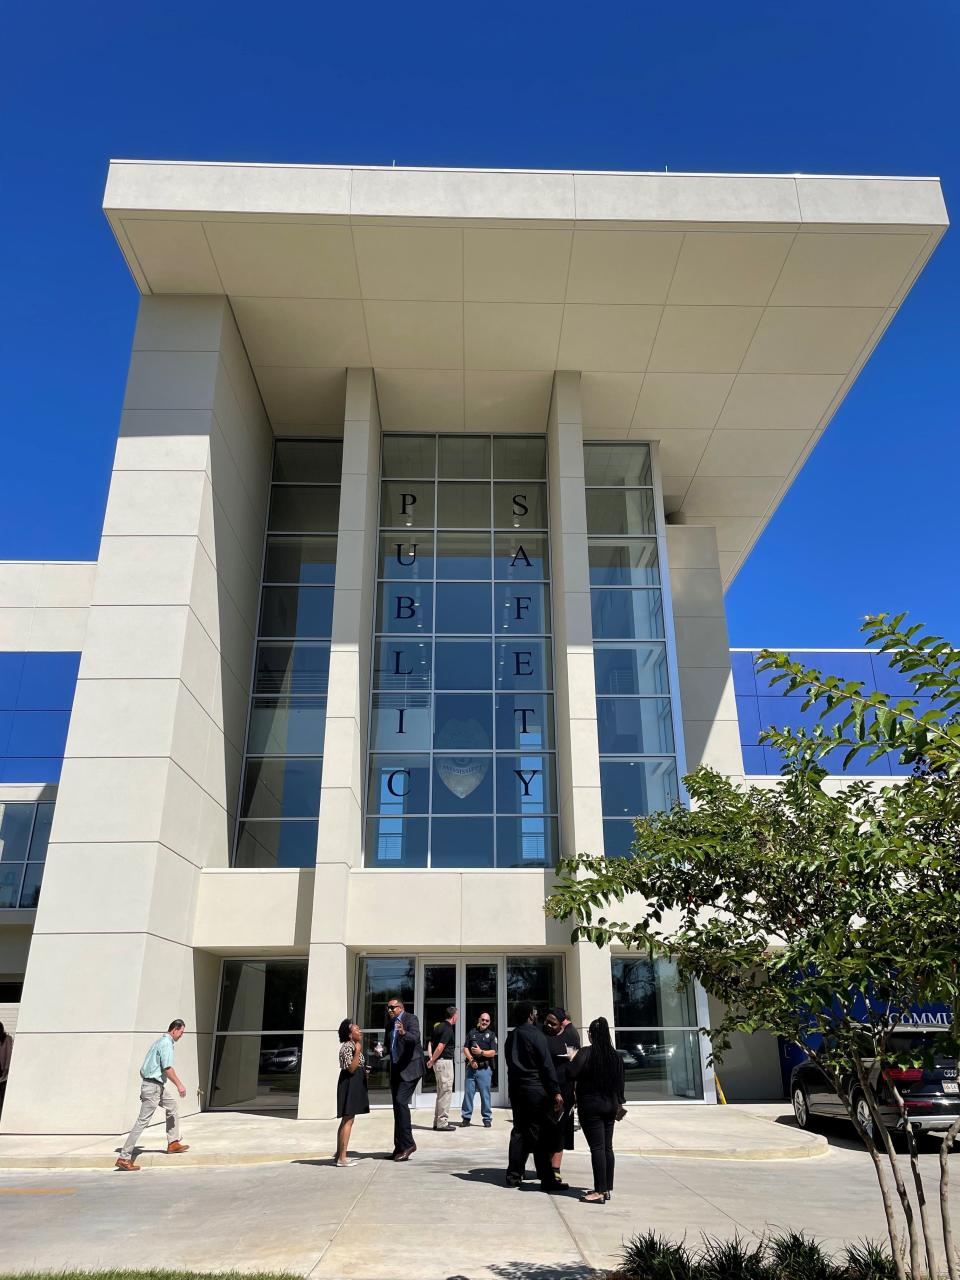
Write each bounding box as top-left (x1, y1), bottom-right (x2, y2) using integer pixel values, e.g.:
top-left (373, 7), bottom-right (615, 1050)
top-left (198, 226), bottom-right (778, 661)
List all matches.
top-left (433, 1059), bottom-right (454, 1128)
top-left (120, 1078), bottom-right (180, 1159)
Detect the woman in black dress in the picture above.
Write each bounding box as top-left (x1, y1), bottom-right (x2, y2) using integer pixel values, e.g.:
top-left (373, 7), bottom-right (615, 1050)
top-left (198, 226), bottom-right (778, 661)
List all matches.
top-left (543, 1007), bottom-right (580, 1183)
top-left (335, 1019), bottom-right (369, 1167)
top-left (568, 1015), bottom-right (625, 1203)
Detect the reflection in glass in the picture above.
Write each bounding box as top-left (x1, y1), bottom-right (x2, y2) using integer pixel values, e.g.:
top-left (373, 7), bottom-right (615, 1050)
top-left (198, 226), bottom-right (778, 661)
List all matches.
top-left (583, 443), bottom-right (652, 487)
top-left (28, 803), bottom-right (54, 861)
top-left (273, 440), bottom-right (343, 483)
top-left (19, 864), bottom-right (42, 908)
top-left (494, 583), bottom-right (549, 635)
top-left (593, 644), bottom-right (670, 696)
top-left (494, 532), bottom-right (548, 580)
top-left (431, 756), bottom-right (493, 813)
top-left (431, 817), bottom-right (495, 867)
top-left (435, 582), bottom-right (492, 634)
top-left (217, 959), bottom-right (308, 1033)
top-left (372, 641), bottom-right (432, 691)
top-left (616, 1028), bottom-right (704, 1101)
top-left (494, 694), bottom-right (554, 750)
top-left (367, 754), bottom-right (430, 815)
top-left (590, 589), bottom-right (665, 640)
top-left (434, 694), bottom-right (493, 751)
top-left (259, 586), bottom-right (334, 638)
top-left (506, 956), bottom-right (562, 1024)
top-left (371, 693), bottom-right (432, 751)
top-left (435, 532), bottom-right (492, 580)
top-left (380, 481), bottom-right (435, 530)
top-left (376, 583), bottom-right (433, 635)
top-left (599, 759), bottom-right (680, 818)
top-left (588, 539), bottom-right (660, 587)
top-left (439, 435), bottom-right (491, 478)
top-left (255, 643), bottom-right (330, 695)
top-left (264, 536), bottom-right (338, 584)
top-left (378, 534), bottom-right (435, 581)
top-left (495, 755), bottom-right (556, 814)
top-left (596, 698), bottom-right (675, 755)
top-left (382, 435), bottom-right (436, 479)
top-left (210, 1034), bottom-right (305, 1108)
top-left (435, 640), bottom-right (492, 690)
top-left (268, 486), bottom-right (341, 533)
top-left (497, 816), bottom-right (557, 868)
top-left (364, 816), bottom-right (428, 867)
top-left (247, 698), bottom-right (327, 756)
top-left (0, 866), bottom-right (24, 908)
top-left (495, 639), bottom-right (552, 691)
top-left (240, 758), bottom-right (323, 820)
top-left (0, 803), bottom-right (36, 862)
top-left (437, 483), bottom-right (490, 528)
top-left (585, 489), bottom-right (656, 536)
top-left (602, 818), bottom-right (635, 859)
top-left (493, 436), bottom-right (546, 479)
top-left (612, 956), bottom-right (698, 1028)
top-left (493, 483), bottom-right (547, 529)
top-left (234, 819), bottom-right (319, 868)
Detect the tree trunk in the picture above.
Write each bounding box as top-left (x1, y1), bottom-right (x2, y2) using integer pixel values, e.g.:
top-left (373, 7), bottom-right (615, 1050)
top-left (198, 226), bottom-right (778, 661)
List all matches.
top-left (841, 1081), bottom-right (908, 1280)
top-left (853, 1063), bottom-right (921, 1280)
top-left (939, 1114), bottom-right (960, 1280)
top-left (894, 1088), bottom-right (938, 1280)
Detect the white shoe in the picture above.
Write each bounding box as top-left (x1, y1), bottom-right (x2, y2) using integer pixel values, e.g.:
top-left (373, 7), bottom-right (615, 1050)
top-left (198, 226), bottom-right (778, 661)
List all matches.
top-left (335, 1158), bottom-right (357, 1167)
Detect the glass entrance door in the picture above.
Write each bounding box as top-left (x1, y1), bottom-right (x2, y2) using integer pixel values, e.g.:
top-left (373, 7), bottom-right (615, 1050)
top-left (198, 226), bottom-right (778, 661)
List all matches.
top-left (418, 957), bottom-right (504, 1108)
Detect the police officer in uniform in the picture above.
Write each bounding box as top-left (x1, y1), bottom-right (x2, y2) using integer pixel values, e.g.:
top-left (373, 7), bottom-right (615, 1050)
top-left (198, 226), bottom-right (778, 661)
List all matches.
top-left (461, 1011), bottom-right (497, 1127)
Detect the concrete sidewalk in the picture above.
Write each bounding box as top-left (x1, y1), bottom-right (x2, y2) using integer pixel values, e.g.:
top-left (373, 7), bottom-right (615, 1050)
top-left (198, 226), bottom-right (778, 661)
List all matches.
top-left (0, 1103), bottom-right (824, 1169)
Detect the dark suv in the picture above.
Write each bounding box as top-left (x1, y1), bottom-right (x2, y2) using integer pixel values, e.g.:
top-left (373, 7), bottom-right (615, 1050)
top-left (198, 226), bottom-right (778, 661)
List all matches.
top-left (791, 1026), bottom-right (960, 1139)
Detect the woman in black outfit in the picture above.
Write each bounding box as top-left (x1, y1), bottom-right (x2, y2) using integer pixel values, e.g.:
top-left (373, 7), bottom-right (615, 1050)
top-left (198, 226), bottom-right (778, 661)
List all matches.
top-left (543, 1008), bottom-right (580, 1183)
top-left (335, 1019), bottom-right (369, 1167)
top-left (568, 1015), bottom-right (625, 1203)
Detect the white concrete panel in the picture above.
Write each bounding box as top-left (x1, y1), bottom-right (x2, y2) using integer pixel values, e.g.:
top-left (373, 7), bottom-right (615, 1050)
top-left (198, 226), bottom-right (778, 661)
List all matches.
top-left (464, 303), bottom-right (563, 371)
top-left (714, 373), bottom-right (843, 431)
top-left (701, 516), bottom-right (765, 555)
top-left (15, 932), bottom-right (153, 1032)
top-left (364, 300), bottom-right (463, 369)
top-left (0, 562), bottom-right (42, 608)
top-left (675, 665), bottom-right (738, 724)
top-left (307, 867), bottom-right (351, 953)
top-left (132, 295), bottom-right (226, 352)
top-left (114, 411), bottom-right (214, 471)
top-left (122, 219), bottom-right (223, 294)
top-left (346, 872), bottom-right (464, 945)
top-left (52, 756), bottom-right (171, 844)
top-left (652, 429), bottom-right (711, 476)
top-left (566, 229), bottom-right (682, 303)
top-left (102, 470), bottom-right (207, 538)
top-left (682, 475), bottom-right (782, 518)
top-left (665, 524), bottom-right (721, 571)
top-left (565, 649), bottom-right (600, 720)
top-left (123, 350), bottom-right (221, 411)
top-left (375, 369), bottom-right (465, 431)
top-left (696, 429), bottom-right (813, 478)
top-left (742, 307), bottom-right (885, 374)
top-left (351, 167), bottom-right (576, 221)
top-left (25, 608), bottom-right (89, 651)
top-left (574, 173), bottom-right (801, 223)
top-left (683, 717), bottom-right (744, 774)
top-left (461, 873), bottom-right (568, 946)
top-left (673, 616), bottom-right (737, 669)
top-left (254, 366), bottom-right (346, 429)
top-left (354, 225), bottom-right (462, 301)
top-left (36, 563), bottom-right (96, 608)
top-left (647, 306), bottom-right (762, 373)
top-left (315, 787), bottom-right (362, 867)
top-left (0, 1030), bottom-right (143, 1132)
top-left (668, 232), bottom-right (794, 305)
top-left (464, 371), bottom-right (552, 431)
top-left (65, 678), bottom-right (181, 759)
top-left (193, 868), bottom-right (313, 950)
top-left (79, 603), bottom-right (187, 681)
top-left (463, 228), bottom-right (571, 302)
top-left (205, 222), bottom-right (360, 297)
top-left (631, 372), bottom-right (734, 432)
top-left (36, 843), bottom-right (156, 935)
top-left (557, 304), bottom-right (661, 372)
top-left (0, 609), bottom-right (32, 649)
top-left (794, 176), bottom-right (948, 226)
top-left (668, 567), bottom-right (726, 618)
top-left (660, 477), bottom-right (692, 514)
top-left (770, 233), bottom-right (928, 306)
top-left (579, 372), bottom-right (644, 433)
top-left (230, 297), bottom-right (370, 367)
top-left (110, 160), bottom-right (352, 215)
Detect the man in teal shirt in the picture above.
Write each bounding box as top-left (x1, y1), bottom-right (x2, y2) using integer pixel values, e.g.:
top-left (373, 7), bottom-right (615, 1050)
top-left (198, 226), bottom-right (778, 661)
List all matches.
top-left (116, 1019), bottom-right (190, 1170)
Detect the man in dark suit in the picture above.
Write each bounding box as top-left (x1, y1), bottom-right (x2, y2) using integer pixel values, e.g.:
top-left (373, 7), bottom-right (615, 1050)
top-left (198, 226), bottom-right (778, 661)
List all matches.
top-left (384, 997), bottom-right (425, 1160)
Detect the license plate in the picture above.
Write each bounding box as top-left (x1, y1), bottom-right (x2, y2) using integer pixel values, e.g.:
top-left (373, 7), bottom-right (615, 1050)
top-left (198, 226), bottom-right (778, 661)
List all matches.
top-left (943, 1082), bottom-right (959, 1094)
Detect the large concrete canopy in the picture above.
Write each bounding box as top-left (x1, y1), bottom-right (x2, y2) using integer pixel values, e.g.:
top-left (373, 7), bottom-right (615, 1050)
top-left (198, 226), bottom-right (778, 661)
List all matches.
top-left (103, 161), bottom-right (947, 585)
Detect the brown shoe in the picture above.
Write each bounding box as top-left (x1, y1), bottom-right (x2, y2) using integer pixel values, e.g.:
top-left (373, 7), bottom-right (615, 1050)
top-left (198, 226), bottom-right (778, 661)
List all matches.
top-left (393, 1144), bottom-right (416, 1161)
top-left (115, 1157), bottom-right (140, 1171)
top-left (166, 1141), bottom-right (190, 1153)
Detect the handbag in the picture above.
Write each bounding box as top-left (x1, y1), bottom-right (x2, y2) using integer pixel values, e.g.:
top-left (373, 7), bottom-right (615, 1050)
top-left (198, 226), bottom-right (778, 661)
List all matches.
top-left (615, 1104), bottom-right (628, 1122)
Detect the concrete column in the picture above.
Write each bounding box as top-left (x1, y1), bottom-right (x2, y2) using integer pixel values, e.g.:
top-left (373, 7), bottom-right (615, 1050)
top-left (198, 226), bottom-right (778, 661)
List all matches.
top-left (546, 373), bottom-right (615, 1036)
top-left (2, 297), bottom-right (271, 1134)
top-left (666, 524), bottom-right (744, 778)
top-left (298, 369), bottom-right (381, 1119)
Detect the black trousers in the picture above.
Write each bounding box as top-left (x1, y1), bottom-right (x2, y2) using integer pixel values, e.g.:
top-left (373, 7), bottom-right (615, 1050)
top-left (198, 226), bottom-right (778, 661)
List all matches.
top-left (579, 1103), bottom-right (617, 1192)
top-left (390, 1068), bottom-right (417, 1153)
top-left (507, 1087), bottom-right (557, 1186)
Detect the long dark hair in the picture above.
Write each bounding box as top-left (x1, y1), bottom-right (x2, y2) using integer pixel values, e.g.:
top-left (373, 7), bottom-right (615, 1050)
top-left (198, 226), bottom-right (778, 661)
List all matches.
top-left (0, 1022), bottom-right (5, 1043)
top-left (579, 1016), bottom-right (622, 1096)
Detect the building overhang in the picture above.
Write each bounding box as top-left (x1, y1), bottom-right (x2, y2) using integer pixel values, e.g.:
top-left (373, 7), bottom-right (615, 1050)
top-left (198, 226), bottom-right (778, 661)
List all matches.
top-left (103, 161), bottom-right (948, 586)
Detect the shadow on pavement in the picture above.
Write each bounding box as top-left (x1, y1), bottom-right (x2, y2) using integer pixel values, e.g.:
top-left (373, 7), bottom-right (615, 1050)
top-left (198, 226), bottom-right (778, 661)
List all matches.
top-left (773, 1113), bottom-right (960, 1154)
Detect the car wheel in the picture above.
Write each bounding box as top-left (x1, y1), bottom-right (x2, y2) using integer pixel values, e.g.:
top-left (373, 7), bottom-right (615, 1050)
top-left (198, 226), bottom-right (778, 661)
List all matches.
top-left (853, 1091), bottom-right (877, 1141)
top-left (792, 1084), bottom-right (813, 1130)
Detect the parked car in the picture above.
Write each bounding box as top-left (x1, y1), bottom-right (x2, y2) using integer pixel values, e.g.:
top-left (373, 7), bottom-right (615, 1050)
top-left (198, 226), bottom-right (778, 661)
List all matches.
top-left (791, 1026), bottom-right (960, 1139)
top-left (259, 1044), bottom-right (302, 1074)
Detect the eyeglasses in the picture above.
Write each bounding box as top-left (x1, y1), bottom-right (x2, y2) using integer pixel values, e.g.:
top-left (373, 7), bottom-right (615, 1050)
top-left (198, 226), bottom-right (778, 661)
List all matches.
top-left (387, 1004), bottom-right (400, 1012)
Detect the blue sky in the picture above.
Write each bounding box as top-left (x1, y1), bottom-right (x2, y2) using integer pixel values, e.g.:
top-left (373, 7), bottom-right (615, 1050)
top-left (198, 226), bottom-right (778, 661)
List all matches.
top-left (2, 2), bottom-right (956, 647)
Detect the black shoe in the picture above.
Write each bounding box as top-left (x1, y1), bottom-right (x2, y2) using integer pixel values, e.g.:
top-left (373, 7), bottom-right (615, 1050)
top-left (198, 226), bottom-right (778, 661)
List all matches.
top-left (505, 1172), bottom-right (522, 1188)
top-left (460, 1119), bottom-right (471, 1127)
top-left (543, 1179), bottom-right (569, 1193)
top-left (483, 1122), bottom-right (492, 1128)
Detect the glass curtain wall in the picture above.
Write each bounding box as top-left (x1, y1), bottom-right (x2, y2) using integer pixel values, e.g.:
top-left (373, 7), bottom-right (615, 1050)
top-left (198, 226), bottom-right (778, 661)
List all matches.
top-left (0, 800), bottom-right (53, 907)
top-left (584, 443), bottom-right (681, 858)
top-left (612, 955), bottom-right (703, 1100)
top-left (210, 958), bottom-right (308, 1108)
top-left (234, 440), bottom-right (343, 868)
top-left (365, 434), bottom-right (558, 869)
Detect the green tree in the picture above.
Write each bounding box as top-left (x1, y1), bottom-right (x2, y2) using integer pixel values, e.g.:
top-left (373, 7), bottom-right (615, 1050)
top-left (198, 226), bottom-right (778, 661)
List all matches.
top-left (545, 614), bottom-right (960, 1280)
